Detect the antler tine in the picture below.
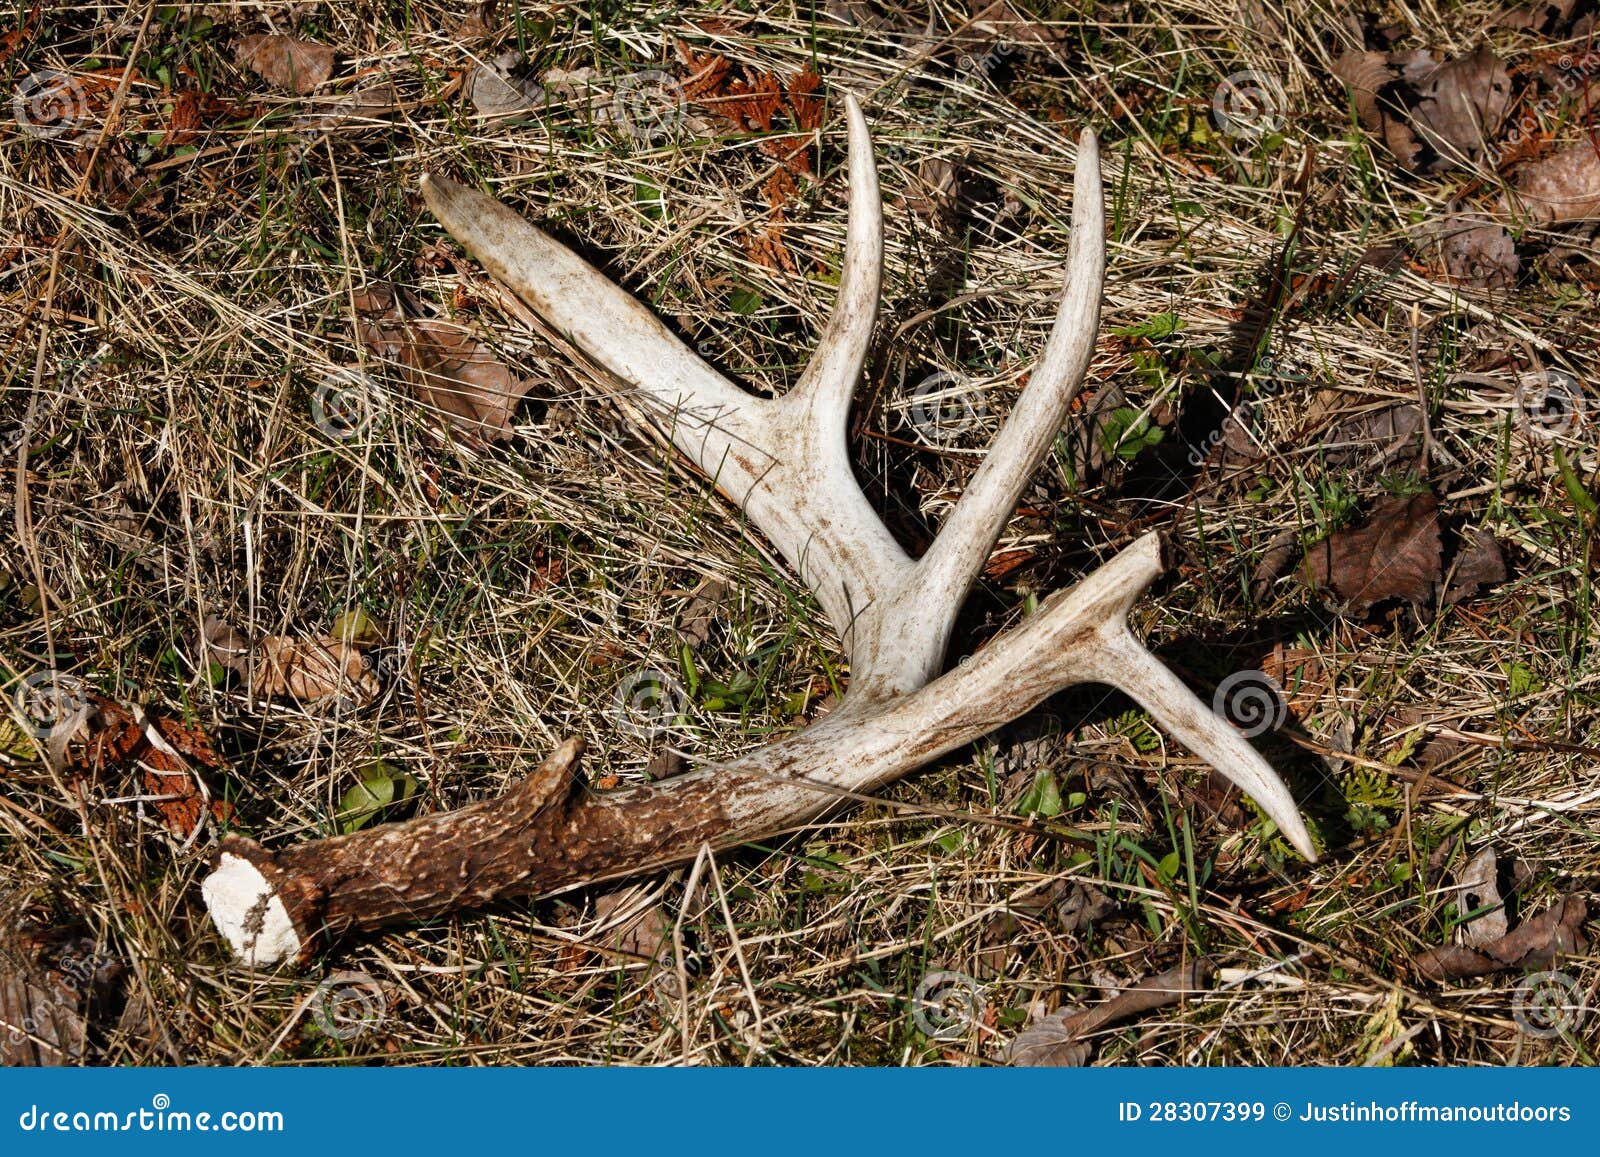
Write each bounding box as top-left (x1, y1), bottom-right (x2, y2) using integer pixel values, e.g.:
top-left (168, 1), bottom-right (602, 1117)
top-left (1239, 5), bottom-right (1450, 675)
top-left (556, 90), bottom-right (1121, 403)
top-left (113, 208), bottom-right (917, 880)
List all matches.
top-left (784, 93), bottom-right (882, 419)
top-left (417, 172), bottom-right (758, 454)
top-left (850, 129), bottom-right (1107, 695)
top-left (911, 130), bottom-right (1105, 638)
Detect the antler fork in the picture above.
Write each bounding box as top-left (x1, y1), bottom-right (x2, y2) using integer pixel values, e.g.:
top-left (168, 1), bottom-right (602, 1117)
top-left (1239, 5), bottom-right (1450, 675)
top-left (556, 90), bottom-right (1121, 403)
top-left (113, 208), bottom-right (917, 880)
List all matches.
top-left (202, 95), bottom-right (1315, 968)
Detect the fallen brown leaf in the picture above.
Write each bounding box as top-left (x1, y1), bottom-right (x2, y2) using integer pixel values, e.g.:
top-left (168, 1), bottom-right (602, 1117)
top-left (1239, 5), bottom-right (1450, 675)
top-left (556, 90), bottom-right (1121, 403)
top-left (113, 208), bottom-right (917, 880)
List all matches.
top-left (591, 884), bottom-right (675, 964)
top-left (1457, 846), bottom-right (1509, 948)
top-left (1498, 0), bottom-right (1581, 33)
top-left (1330, 48), bottom-right (1510, 173)
top-left (235, 33), bottom-right (335, 95)
top-left (470, 51), bottom-right (546, 119)
top-left (675, 577), bottom-right (730, 649)
top-left (354, 283), bottom-right (535, 442)
top-left (203, 616), bottom-right (377, 707)
top-left (1417, 216), bottom-right (1520, 289)
top-left (1302, 492), bottom-right (1442, 615)
top-left (1417, 894), bottom-right (1589, 981)
top-left (1251, 528), bottom-right (1301, 602)
top-left (1405, 48), bottom-right (1511, 169)
top-left (1444, 528), bottom-right (1507, 604)
top-left (1320, 402), bottom-right (1423, 468)
top-left (1004, 962), bottom-right (1215, 1066)
top-left (1508, 143), bottom-right (1600, 223)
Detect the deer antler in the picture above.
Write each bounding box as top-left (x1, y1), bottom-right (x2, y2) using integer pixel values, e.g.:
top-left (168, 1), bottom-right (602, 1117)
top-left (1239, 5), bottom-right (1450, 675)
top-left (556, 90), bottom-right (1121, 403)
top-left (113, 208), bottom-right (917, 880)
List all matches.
top-left (202, 95), bottom-right (1315, 968)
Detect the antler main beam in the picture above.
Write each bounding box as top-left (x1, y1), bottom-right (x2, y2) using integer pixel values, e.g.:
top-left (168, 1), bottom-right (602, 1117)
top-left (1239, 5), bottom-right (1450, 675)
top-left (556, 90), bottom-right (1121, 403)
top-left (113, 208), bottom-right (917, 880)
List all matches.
top-left (202, 95), bottom-right (1315, 968)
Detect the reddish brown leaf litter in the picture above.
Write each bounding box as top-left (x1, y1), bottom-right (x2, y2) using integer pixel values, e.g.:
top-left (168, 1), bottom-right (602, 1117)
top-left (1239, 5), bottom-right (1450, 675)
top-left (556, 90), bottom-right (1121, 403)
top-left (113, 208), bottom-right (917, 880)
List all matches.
top-left (78, 697), bottom-right (231, 840)
top-left (1302, 492), bottom-right (1443, 614)
top-left (234, 34), bottom-right (335, 95)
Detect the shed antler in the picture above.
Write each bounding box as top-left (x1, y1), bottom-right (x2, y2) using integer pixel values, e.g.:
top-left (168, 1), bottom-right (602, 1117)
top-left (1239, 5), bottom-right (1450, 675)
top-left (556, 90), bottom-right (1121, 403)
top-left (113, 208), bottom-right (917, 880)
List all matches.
top-left (202, 96), bottom-right (1315, 968)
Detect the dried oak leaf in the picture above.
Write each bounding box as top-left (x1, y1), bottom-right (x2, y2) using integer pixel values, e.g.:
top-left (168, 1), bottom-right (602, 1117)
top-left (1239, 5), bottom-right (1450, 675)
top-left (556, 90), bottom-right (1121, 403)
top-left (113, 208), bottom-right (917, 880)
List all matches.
top-left (1331, 50), bottom-right (1424, 170)
top-left (1417, 894), bottom-right (1589, 981)
top-left (591, 884), bottom-right (675, 964)
top-left (470, 51), bottom-right (547, 119)
top-left (1406, 48), bottom-right (1511, 168)
top-left (1508, 144), bottom-right (1600, 223)
top-left (1251, 528), bottom-right (1301, 602)
top-left (1320, 403), bottom-right (1423, 468)
top-left (1330, 47), bottom-right (1509, 173)
top-left (1004, 962), bottom-right (1215, 1066)
top-left (1444, 528), bottom-right (1507, 605)
top-left (1004, 1007), bottom-right (1092, 1066)
top-left (1457, 845), bottom-right (1509, 948)
top-left (354, 283), bottom-right (534, 442)
top-left (1417, 216), bottom-right (1520, 289)
top-left (676, 577), bottom-right (731, 649)
top-left (203, 616), bottom-right (377, 707)
top-left (453, 0), bottom-right (501, 38)
top-left (1301, 492), bottom-right (1442, 615)
top-left (1498, 0), bottom-right (1579, 33)
top-left (234, 33), bottom-right (335, 95)
top-left (296, 81), bottom-right (400, 132)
